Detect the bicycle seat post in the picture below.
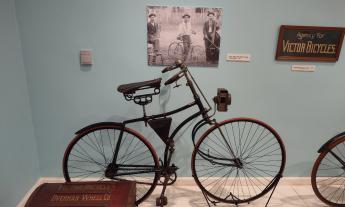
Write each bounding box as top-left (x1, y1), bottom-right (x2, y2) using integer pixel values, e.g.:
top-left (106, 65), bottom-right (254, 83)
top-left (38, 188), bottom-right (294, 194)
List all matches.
top-left (142, 105), bottom-right (148, 126)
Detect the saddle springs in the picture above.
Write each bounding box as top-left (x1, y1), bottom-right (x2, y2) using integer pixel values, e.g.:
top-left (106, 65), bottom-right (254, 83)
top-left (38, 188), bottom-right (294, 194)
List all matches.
top-left (123, 87), bottom-right (160, 105)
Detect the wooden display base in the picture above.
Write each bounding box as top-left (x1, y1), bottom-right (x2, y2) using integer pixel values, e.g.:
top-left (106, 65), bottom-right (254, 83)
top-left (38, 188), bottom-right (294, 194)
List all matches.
top-left (24, 181), bottom-right (136, 207)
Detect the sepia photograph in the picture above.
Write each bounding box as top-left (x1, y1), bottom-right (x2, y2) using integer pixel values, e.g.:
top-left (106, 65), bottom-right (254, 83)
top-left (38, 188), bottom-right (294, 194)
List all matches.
top-left (147, 6), bottom-right (222, 67)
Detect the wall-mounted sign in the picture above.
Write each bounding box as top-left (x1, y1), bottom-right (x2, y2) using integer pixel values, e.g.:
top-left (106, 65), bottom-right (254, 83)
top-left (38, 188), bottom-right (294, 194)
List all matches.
top-left (276, 25), bottom-right (345, 62)
top-left (291, 65), bottom-right (316, 72)
top-left (226, 53), bottom-right (251, 62)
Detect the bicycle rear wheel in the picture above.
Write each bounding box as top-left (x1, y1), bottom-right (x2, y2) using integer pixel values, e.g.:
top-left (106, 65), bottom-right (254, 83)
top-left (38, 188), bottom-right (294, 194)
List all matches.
top-left (311, 134), bottom-right (345, 206)
top-left (189, 45), bottom-right (206, 64)
top-left (63, 123), bottom-right (160, 205)
top-left (191, 118), bottom-right (286, 204)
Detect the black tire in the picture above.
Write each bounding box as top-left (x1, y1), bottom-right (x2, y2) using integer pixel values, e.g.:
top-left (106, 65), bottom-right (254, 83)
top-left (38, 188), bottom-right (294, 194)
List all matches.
top-left (63, 124), bottom-right (160, 205)
top-left (311, 134), bottom-right (345, 206)
top-left (191, 118), bottom-right (286, 204)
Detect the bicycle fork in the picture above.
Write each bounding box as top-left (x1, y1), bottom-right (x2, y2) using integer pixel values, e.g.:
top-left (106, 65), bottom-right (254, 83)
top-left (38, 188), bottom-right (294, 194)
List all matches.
top-left (215, 122), bottom-right (242, 168)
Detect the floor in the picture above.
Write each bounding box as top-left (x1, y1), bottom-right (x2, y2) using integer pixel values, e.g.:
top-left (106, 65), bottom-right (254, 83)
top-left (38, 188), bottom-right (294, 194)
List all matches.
top-left (19, 178), bottom-right (327, 207)
top-left (140, 179), bottom-right (327, 207)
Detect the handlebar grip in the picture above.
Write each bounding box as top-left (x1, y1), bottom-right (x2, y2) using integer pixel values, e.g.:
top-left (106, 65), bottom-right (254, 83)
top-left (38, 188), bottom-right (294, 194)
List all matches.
top-left (162, 65), bottom-right (177, 73)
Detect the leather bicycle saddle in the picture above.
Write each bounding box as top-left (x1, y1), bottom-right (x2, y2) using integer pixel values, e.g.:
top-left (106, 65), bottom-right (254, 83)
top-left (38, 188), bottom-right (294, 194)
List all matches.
top-left (117, 78), bottom-right (162, 94)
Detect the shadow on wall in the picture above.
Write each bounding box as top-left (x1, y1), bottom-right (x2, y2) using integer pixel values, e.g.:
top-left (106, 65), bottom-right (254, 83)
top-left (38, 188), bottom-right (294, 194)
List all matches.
top-left (285, 161), bottom-right (314, 177)
top-left (80, 65), bottom-right (92, 72)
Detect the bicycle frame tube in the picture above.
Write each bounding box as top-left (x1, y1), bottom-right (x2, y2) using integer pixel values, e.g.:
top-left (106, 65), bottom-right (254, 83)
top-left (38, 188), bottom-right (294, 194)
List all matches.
top-left (196, 149), bottom-right (239, 168)
top-left (163, 110), bottom-right (205, 165)
top-left (111, 125), bottom-right (125, 165)
top-left (122, 66), bottom-right (214, 127)
top-left (110, 101), bottom-right (206, 167)
top-left (183, 69), bottom-right (209, 117)
top-left (170, 111), bottom-right (204, 140)
top-left (109, 108), bottom-right (209, 177)
top-left (215, 124), bottom-right (237, 159)
top-left (122, 101), bottom-right (197, 125)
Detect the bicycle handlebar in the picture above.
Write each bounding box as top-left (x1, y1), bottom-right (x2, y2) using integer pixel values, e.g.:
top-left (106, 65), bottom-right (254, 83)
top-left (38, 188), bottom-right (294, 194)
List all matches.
top-left (162, 59), bottom-right (187, 85)
top-left (162, 60), bottom-right (213, 114)
top-left (162, 65), bottom-right (179, 73)
top-left (162, 59), bottom-right (184, 73)
top-left (164, 70), bottom-right (184, 85)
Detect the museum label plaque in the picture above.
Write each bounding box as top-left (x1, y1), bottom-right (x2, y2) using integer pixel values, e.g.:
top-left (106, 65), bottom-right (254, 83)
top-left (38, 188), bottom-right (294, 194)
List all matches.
top-left (276, 25), bottom-right (345, 62)
top-left (25, 181), bottom-right (136, 207)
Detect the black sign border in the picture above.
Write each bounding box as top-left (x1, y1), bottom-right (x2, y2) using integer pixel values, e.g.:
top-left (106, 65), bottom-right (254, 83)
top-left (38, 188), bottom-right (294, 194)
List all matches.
top-left (276, 25), bottom-right (345, 62)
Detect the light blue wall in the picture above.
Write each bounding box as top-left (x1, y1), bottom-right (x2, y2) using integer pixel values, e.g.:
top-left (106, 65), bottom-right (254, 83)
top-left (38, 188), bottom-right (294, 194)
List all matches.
top-left (15, 0), bottom-right (345, 177)
top-left (0, 0), bottom-right (40, 206)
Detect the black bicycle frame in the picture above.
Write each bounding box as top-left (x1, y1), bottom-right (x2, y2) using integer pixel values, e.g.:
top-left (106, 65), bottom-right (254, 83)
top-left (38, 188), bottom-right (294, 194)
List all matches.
top-left (110, 68), bottom-right (213, 174)
top-left (108, 66), bottom-right (244, 178)
top-left (110, 103), bottom-right (206, 167)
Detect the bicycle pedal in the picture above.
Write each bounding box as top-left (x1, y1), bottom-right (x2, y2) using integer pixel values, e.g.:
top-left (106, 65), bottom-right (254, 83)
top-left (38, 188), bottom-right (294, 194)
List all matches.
top-left (156, 196), bottom-right (168, 206)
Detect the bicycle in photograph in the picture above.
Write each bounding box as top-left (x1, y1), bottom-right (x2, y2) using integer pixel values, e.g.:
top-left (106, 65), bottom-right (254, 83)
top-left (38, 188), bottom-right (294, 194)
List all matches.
top-left (63, 60), bottom-right (286, 206)
top-left (311, 132), bottom-right (345, 206)
top-left (168, 38), bottom-right (205, 65)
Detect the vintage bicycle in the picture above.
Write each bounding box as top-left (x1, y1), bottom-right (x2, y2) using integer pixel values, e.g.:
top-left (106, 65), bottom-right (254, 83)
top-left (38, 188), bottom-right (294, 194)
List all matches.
top-left (311, 132), bottom-right (345, 206)
top-left (168, 38), bottom-right (205, 65)
top-left (62, 60), bottom-right (286, 206)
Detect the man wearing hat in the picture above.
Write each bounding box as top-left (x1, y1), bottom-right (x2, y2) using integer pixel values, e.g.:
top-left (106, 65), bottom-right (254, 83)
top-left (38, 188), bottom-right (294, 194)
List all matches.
top-left (177, 13), bottom-right (196, 61)
top-left (203, 11), bottom-right (220, 64)
top-left (147, 13), bottom-right (161, 58)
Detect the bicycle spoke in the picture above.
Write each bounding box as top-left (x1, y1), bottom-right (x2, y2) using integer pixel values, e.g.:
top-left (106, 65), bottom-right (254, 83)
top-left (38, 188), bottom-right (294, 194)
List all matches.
top-left (242, 169), bottom-right (259, 195)
top-left (64, 126), bottom-right (159, 205)
top-left (241, 127), bottom-right (266, 158)
top-left (198, 136), bottom-right (229, 159)
top-left (192, 119), bottom-right (284, 203)
top-left (69, 152), bottom-right (105, 168)
top-left (92, 132), bottom-right (107, 163)
top-left (86, 134), bottom-right (108, 163)
top-left (240, 123), bottom-right (255, 157)
top-left (210, 130), bottom-right (234, 157)
top-left (74, 143), bottom-right (106, 167)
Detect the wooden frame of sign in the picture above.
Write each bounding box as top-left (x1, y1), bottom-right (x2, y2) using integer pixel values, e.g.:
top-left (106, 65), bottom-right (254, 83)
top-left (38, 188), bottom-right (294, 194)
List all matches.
top-left (275, 25), bottom-right (345, 62)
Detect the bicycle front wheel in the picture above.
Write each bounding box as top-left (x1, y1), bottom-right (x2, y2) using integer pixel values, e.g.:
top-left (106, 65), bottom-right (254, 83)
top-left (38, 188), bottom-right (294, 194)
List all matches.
top-left (311, 134), bottom-right (345, 206)
top-left (191, 118), bottom-right (286, 204)
top-left (63, 123), bottom-right (160, 205)
top-left (168, 42), bottom-right (183, 60)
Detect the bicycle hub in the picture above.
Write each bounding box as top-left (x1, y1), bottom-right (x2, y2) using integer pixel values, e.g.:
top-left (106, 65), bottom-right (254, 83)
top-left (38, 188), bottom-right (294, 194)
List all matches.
top-left (105, 163), bottom-right (118, 179)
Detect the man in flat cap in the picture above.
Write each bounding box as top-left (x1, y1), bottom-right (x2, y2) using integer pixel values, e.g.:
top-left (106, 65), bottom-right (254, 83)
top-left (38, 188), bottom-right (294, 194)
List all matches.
top-left (203, 11), bottom-right (220, 65)
top-left (147, 13), bottom-right (161, 61)
top-left (177, 13), bottom-right (196, 61)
